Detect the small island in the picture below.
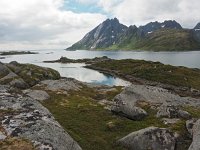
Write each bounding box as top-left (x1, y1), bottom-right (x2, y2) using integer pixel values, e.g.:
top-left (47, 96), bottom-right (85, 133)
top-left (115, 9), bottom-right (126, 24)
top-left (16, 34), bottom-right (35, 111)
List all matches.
top-left (0, 51), bottom-right (38, 56)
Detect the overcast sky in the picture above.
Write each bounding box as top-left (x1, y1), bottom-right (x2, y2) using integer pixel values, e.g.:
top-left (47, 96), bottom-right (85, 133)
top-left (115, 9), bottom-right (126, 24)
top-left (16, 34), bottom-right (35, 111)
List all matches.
top-left (0, 0), bottom-right (199, 50)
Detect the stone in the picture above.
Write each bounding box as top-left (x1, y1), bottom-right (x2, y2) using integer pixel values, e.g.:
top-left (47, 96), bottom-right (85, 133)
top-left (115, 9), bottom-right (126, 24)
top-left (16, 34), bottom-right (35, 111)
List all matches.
top-left (40, 78), bottom-right (82, 92)
top-left (118, 126), bottom-right (176, 150)
top-left (0, 85), bottom-right (82, 150)
top-left (10, 78), bottom-right (29, 89)
top-left (188, 119), bottom-right (200, 150)
top-left (111, 104), bottom-right (147, 120)
top-left (23, 90), bottom-right (50, 101)
top-left (186, 119), bottom-right (198, 137)
top-left (156, 105), bottom-right (191, 119)
top-left (0, 131), bottom-right (6, 140)
top-left (162, 118), bottom-right (180, 125)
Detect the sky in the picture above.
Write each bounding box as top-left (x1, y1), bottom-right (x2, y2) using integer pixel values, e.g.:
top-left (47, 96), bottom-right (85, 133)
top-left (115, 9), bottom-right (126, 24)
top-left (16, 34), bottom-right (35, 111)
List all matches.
top-left (0, 0), bottom-right (200, 50)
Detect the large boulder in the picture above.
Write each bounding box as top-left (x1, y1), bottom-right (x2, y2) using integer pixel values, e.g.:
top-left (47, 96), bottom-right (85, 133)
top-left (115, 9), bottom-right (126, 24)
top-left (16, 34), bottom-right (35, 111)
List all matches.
top-left (188, 119), bottom-right (200, 150)
top-left (111, 104), bottom-right (147, 120)
top-left (118, 127), bottom-right (176, 150)
top-left (111, 86), bottom-right (147, 120)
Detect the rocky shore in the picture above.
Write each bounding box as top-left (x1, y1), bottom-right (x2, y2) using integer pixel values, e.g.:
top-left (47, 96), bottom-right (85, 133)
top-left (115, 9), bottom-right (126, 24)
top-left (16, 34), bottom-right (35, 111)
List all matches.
top-left (1, 60), bottom-right (200, 150)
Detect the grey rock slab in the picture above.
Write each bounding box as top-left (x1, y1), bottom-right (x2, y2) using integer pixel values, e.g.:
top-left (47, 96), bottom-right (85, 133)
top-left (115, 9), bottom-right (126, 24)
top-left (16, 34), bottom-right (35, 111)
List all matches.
top-left (188, 119), bottom-right (200, 150)
top-left (23, 89), bottom-right (50, 101)
top-left (116, 85), bottom-right (200, 107)
top-left (118, 126), bottom-right (176, 150)
top-left (40, 78), bottom-right (82, 92)
top-left (0, 86), bottom-right (82, 150)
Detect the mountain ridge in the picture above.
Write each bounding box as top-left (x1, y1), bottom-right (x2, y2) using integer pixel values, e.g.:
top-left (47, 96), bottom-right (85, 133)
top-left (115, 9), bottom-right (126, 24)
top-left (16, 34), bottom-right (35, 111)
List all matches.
top-left (67, 18), bottom-right (200, 51)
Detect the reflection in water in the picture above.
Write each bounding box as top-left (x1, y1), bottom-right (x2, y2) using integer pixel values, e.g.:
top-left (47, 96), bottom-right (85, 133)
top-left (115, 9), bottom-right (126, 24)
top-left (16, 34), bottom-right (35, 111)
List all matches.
top-left (1, 49), bottom-right (200, 86)
top-left (31, 62), bottom-right (131, 86)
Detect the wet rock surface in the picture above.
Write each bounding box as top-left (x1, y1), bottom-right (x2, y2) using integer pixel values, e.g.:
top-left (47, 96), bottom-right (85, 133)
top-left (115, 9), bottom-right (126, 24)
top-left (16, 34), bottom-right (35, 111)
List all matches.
top-left (118, 126), bottom-right (177, 150)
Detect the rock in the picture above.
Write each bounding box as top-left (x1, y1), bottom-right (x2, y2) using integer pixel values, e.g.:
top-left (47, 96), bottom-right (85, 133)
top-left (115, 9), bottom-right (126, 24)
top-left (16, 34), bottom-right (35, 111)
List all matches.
top-left (156, 105), bottom-right (191, 119)
top-left (118, 126), bottom-right (176, 150)
top-left (162, 118), bottom-right (180, 125)
top-left (113, 85), bottom-right (200, 108)
top-left (0, 85), bottom-right (82, 150)
top-left (111, 86), bottom-right (147, 120)
top-left (178, 109), bottom-right (192, 119)
top-left (111, 104), bottom-right (147, 120)
top-left (0, 62), bottom-right (10, 78)
top-left (189, 119), bottom-right (200, 150)
top-left (186, 119), bottom-right (198, 137)
top-left (10, 78), bottom-right (29, 89)
top-left (23, 90), bottom-right (50, 101)
top-left (0, 131), bottom-right (6, 140)
top-left (40, 78), bottom-right (82, 92)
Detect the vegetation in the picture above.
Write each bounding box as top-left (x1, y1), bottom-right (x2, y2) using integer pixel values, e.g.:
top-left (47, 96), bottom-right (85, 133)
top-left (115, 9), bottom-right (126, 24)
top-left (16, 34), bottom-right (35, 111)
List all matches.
top-left (42, 86), bottom-right (167, 150)
top-left (88, 59), bottom-right (200, 90)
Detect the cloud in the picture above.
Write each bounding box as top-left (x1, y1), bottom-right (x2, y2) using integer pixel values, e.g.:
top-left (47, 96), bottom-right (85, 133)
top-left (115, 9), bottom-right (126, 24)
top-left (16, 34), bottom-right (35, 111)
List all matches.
top-left (0, 0), bottom-right (106, 50)
top-left (0, 0), bottom-right (199, 50)
top-left (98, 0), bottom-right (200, 28)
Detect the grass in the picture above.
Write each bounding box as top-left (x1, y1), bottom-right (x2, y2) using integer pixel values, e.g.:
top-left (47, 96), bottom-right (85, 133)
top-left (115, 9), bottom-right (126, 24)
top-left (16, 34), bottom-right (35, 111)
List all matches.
top-left (42, 86), bottom-right (166, 150)
top-left (88, 59), bottom-right (200, 90)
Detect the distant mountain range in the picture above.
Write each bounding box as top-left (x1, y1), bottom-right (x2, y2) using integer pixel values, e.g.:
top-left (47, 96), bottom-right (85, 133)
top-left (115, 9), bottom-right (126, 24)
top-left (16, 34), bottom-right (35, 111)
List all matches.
top-left (67, 18), bottom-right (200, 51)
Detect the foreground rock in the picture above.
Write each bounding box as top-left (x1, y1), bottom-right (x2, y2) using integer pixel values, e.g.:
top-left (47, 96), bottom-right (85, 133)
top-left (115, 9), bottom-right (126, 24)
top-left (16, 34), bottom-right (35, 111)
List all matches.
top-left (188, 119), bottom-right (200, 150)
top-left (0, 84), bottom-right (82, 149)
top-left (118, 127), bottom-right (176, 150)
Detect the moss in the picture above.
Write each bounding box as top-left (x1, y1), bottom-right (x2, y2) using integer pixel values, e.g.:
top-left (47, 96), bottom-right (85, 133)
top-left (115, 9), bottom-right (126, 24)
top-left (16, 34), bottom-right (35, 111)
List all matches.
top-left (42, 87), bottom-right (166, 150)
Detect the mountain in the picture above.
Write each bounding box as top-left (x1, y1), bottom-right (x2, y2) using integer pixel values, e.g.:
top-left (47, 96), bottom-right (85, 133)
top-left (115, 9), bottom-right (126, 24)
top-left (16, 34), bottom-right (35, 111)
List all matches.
top-left (139, 20), bottom-right (182, 34)
top-left (194, 22), bottom-right (200, 30)
top-left (193, 23), bottom-right (200, 42)
top-left (67, 18), bottom-right (200, 51)
top-left (67, 18), bottom-right (127, 50)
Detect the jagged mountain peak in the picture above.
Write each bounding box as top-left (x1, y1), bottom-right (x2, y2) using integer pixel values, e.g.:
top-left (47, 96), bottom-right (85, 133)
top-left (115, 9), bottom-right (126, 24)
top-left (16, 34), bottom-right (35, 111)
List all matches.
top-left (67, 18), bottom-right (127, 50)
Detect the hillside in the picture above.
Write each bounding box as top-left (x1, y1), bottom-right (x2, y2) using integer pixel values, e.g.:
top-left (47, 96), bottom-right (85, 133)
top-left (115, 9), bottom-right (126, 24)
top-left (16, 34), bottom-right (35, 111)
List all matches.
top-left (67, 19), bottom-right (200, 51)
